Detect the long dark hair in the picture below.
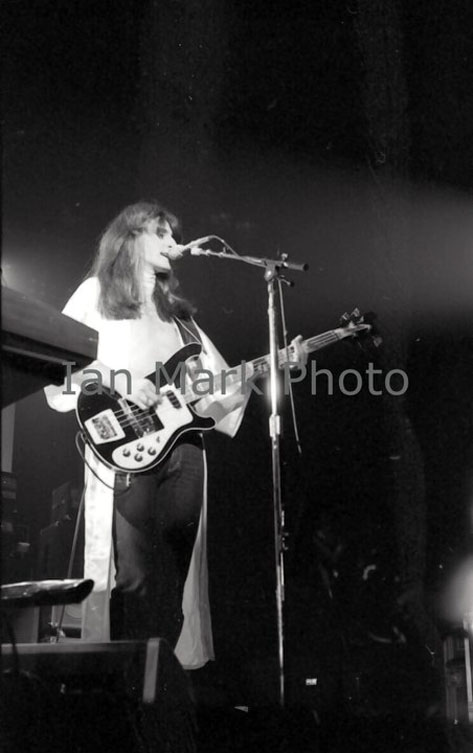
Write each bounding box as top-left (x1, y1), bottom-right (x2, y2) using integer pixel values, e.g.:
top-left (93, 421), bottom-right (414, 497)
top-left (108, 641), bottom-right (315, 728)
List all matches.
top-left (90, 200), bottom-right (195, 320)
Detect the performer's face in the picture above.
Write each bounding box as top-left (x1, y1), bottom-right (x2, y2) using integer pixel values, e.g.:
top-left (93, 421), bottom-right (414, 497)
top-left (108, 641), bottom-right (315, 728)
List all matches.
top-left (139, 219), bottom-right (177, 272)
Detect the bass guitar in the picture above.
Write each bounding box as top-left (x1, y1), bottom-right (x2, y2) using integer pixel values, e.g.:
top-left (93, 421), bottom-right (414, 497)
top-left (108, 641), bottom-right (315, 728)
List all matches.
top-left (76, 310), bottom-right (370, 473)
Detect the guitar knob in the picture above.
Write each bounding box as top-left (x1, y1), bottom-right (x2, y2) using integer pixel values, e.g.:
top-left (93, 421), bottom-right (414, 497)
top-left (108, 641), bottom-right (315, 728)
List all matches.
top-left (137, 443), bottom-right (145, 452)
top-left (148, 447), bottom-right (156, 456)
top-left (134, 454), bottom-right (143, 462)
top-left (155, 436), bottom-right (161, 443)
top-left (123, 448), bottom-right (131, 457)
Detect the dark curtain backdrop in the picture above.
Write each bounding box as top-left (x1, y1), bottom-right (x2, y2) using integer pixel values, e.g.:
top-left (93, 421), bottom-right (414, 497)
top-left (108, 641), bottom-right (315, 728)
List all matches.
top-left (4, 0), bottom-right (473, 701)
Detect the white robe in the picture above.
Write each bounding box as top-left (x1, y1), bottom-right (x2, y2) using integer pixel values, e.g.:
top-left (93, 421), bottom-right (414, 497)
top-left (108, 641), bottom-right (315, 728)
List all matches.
top-left (45, 277), bottom-right (248, 668)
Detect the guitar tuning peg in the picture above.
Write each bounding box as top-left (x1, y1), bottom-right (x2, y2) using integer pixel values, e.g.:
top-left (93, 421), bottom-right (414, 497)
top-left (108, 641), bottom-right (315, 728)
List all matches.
top-left (339, 311), bottom-right (350, 326)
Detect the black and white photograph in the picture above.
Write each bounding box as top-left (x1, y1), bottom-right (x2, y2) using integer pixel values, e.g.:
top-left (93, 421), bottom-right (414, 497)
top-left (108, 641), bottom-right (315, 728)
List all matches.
top-left (3, 1), bottom-right (473, 751)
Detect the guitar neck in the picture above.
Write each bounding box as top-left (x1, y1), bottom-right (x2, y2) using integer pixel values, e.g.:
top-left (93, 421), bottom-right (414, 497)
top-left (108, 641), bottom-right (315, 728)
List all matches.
top-left (250, 329), bottom-right (343, 379)
top-left (180, 327), bottom-right (344, 403)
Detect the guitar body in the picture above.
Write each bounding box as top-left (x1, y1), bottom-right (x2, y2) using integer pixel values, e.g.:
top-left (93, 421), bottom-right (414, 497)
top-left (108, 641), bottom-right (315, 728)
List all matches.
top-left (76, 343), bottom-right (215, 473)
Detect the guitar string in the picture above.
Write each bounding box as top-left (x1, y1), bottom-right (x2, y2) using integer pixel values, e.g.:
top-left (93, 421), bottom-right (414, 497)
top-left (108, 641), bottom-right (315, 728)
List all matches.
top-left (96, 330), bottom-right (344, 432)
top-left (100, 331), bottom-right (342, 429)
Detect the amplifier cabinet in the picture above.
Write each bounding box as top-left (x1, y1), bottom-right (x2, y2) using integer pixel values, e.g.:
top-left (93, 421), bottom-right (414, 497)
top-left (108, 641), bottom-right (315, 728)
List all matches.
top-left (1, 639), bottom-right (195, 753)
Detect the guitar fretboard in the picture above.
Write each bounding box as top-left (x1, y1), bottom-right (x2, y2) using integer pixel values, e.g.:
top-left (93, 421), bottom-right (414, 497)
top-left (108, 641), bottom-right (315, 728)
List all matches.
top-left (180, 327), bottom-right (345, 404)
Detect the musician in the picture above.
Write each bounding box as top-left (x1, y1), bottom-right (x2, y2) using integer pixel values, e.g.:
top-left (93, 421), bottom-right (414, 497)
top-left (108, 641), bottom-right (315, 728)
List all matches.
top-left (45, 200), bottom-right (305, 668)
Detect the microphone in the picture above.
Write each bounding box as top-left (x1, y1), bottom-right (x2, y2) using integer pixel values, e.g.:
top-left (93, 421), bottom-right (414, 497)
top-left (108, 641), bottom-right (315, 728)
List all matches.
top-left (161, 236), bottom-right (214, 260)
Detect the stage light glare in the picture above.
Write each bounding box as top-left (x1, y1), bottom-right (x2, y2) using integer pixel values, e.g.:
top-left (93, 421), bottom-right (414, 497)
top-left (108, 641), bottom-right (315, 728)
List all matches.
top-left (442, 555), bottom-right (473, 624)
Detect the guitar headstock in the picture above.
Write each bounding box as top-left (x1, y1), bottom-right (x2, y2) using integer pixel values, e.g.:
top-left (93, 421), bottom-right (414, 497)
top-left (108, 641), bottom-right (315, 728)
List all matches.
top-left (338, 308), bottom-right (383, 347)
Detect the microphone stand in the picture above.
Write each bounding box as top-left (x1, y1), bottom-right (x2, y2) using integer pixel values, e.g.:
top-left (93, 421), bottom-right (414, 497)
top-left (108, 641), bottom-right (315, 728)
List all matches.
top-left (192, 246), bottom-right (308, 706)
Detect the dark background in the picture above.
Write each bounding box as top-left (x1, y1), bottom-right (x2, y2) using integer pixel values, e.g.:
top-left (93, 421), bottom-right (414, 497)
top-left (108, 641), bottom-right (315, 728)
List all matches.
top-left (4, 0), bottom-right (473, 711)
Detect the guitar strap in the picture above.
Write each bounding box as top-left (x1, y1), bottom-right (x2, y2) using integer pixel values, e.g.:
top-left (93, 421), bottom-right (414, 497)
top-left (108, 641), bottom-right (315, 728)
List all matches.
top-left (172, 317), bottom-right (206, 445)
top-left (173, 316), bottom-right (205, 351)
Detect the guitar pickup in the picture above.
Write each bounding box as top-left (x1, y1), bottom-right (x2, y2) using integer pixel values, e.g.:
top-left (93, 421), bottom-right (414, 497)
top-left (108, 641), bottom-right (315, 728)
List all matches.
top-left (84, 410), bottom-right (126, 445)
top-left (165, 391), bottom-right (182, 409)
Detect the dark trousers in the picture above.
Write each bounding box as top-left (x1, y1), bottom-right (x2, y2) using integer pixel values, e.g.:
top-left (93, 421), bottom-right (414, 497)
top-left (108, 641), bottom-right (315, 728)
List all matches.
top-left (110, 437), bottom-right (205, 648)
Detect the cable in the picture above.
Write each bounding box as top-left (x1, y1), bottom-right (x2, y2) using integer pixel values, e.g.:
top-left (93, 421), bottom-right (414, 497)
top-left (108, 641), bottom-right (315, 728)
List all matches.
top-left (1, 612), bottom-right (19, 675)
top-left (277, 277), bottom-right (303, 456)
top-left (52, 432), bottom-right (133, 641)
top-left (74, 431), bottom-right (117, 490)
top-left (75, 431), bottom-right (133, 496)
top-left (208, 235), bottom-right (240, 257)
top-left (54, 484), bottom-right (86, 642)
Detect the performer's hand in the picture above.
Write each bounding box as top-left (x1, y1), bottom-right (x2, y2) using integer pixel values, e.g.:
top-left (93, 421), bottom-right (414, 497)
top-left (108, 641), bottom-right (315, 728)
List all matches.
top-left (286, 335), bottom-right (308, 369)
top-left (127, 378), bottom-right (161, 410)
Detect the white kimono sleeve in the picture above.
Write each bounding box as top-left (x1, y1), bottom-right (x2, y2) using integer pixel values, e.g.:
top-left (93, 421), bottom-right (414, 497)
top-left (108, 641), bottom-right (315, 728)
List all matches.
top-left (192, 324), bottom-right (250, 438)
top-left (44, 278), bottom-right (100, 413)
